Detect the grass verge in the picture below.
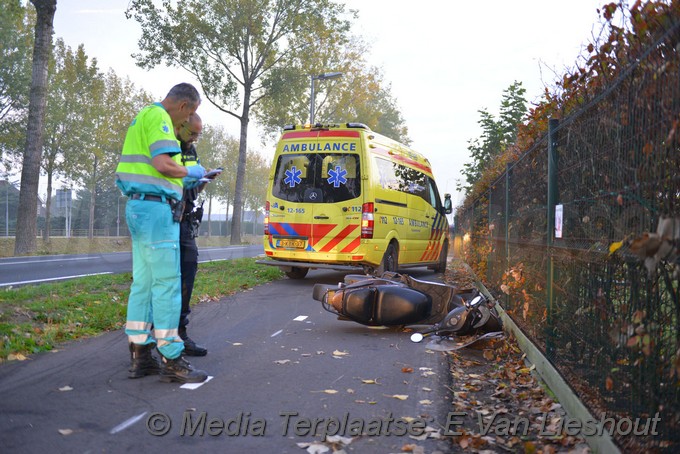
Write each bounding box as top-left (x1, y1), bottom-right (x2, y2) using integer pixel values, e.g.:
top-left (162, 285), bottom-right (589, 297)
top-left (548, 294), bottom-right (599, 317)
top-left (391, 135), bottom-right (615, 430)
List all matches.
top-left (0, 258), bottom-right (282, 362)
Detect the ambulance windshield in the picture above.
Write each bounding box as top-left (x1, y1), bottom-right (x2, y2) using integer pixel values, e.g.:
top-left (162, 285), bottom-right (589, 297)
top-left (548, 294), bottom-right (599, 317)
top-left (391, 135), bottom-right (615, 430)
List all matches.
top-left (272, 153), bottom-right (361, 203)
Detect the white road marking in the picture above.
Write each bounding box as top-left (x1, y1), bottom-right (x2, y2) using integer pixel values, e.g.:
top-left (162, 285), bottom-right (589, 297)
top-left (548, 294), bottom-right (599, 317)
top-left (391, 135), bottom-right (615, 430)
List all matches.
top-left (270, 329), bottom-right (283, 338)
top-left (200, 246), bottom-right (248, 251)
top-left (181, 375), bottom-right (214, 390)
top-left (197, 258), bottom-right (234, 264)
top-left (0, 256), bottom-right (99, 266)
top-left (110, 411), bottom-right (148, 434)
top-left (0, 272), bottom-right (113, 287)
top-left (293, 315), bottom-right (308, 322)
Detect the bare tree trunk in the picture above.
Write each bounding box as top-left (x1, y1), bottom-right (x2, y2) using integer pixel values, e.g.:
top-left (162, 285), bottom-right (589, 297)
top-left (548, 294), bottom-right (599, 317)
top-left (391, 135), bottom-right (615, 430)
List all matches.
top-left (14, 0), bottom-right (56, 256)
top-left (230, 89), bottom-right (250, 246)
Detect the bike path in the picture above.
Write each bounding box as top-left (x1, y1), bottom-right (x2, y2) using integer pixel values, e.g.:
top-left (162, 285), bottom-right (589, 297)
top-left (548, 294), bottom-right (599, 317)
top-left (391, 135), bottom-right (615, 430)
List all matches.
top-left (0, 269), bottom-right (454, 453)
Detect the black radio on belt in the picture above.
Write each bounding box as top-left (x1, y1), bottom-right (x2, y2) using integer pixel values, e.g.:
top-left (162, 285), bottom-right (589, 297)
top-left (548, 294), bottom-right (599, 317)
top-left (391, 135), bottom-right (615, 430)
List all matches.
top-left (171, 199), bottom-right (186, 223)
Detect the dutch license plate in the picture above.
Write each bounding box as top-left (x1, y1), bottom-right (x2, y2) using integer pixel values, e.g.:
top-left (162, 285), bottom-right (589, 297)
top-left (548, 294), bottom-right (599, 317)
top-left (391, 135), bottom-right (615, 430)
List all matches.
top-left (277, 239), bottom-right (305, 249)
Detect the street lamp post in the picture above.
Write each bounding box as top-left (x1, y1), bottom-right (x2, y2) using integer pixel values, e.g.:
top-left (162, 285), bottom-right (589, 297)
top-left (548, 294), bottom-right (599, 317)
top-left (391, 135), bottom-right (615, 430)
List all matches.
top-left (309, 71), bottom-right (343, 125)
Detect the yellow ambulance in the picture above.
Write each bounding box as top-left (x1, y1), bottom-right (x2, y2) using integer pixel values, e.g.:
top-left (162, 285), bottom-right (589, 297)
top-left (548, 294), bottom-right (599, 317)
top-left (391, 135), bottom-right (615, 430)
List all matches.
top-left (258, 123), bottom-right (452, 279)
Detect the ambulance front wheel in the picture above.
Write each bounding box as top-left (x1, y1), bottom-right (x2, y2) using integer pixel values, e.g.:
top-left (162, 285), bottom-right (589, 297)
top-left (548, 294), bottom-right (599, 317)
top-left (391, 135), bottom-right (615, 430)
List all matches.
top-left (285, 267), bottom-right (309, 279)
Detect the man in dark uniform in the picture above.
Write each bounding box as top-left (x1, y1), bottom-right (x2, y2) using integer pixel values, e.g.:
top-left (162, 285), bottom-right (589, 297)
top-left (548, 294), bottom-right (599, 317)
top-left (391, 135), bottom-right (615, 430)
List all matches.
top-left (176, 113), bottom-right (220, 355)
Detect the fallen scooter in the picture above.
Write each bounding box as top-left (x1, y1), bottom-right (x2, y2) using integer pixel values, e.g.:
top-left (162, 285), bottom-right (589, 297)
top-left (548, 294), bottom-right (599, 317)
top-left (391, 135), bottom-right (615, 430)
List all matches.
top-left (312, 272), bottom-right (503, 349)
top-left (313, 272), bottom-right (470, 326)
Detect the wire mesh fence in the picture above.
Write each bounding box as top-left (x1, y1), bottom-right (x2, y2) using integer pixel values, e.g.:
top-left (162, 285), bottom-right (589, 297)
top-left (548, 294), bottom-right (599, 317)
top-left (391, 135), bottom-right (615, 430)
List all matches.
top-left (455, 16), bottom-right (680, 453)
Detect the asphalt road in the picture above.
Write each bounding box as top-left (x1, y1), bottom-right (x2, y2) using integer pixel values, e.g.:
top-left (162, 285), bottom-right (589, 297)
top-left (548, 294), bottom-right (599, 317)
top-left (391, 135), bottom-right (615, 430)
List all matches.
top-left (0, 268), bottom-right (454, 453)
top-left (0, 245), bottom-right (264, 287)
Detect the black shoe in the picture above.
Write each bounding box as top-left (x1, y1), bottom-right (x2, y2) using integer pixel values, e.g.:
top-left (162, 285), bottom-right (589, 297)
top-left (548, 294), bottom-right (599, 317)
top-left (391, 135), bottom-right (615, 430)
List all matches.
top-left (182, 335), bottom-right (208, 356)
top-left (179, 327), bottom-right (208, 356)
top-left (159, 356), bottom-right (208, 383)
top-left (128, 343), bottom-right (161, 379)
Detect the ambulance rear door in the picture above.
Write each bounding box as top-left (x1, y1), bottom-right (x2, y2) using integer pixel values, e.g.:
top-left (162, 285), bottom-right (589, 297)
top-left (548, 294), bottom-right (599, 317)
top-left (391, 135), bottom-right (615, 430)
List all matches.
top-left (268, 130), bottom-right (364, 261)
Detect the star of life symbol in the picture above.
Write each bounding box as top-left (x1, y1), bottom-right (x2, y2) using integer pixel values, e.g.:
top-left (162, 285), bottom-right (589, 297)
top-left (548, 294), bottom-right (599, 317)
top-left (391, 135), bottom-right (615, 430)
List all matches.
top-left (284, 165), bottom-right (302, 188)
top-left (327, 166), bottom-right (347, 188)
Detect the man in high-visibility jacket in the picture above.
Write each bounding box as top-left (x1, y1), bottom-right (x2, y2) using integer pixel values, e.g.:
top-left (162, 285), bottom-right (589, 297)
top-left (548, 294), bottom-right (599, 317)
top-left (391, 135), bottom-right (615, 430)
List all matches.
top-left (115, 83), bottom-right (208, 384)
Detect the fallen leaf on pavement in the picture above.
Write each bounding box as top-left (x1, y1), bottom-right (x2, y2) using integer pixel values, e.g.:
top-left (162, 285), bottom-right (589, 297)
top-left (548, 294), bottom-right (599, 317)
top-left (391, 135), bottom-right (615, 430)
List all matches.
top-left (325, 434), bottom-right (353, 445)
top-left (401, 443), bottom-right (425, 454)
top-left (7, 353), bottom-right (27, 361)
top-left (296, 442), bottom-right (329, 453)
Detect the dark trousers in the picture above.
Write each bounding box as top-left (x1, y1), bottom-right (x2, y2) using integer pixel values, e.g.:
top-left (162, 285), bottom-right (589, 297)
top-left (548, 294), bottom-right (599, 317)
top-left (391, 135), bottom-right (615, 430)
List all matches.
top-left (179, 219), bottom-right (199, 329)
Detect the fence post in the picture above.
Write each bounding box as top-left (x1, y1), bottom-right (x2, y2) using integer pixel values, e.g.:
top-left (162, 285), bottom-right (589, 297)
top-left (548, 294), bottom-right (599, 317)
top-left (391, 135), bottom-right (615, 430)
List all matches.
top-left (471, 199), bottom-right (476, 265)
top-left (505, 163), bottom-right (511, 307)
top-left (488, 188), bottom-right (492, 283)
top-left (546, 118), bottom-right (559, 357)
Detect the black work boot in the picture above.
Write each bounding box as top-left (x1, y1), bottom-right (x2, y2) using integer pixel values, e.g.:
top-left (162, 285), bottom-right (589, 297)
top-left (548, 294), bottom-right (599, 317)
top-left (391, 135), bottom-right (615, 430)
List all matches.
top-left (128, 343), bottom-right (161, 379)
top-left (179, 326), bottom-right (208, 357)
top-left (159, 355), bottom-right (208, 383)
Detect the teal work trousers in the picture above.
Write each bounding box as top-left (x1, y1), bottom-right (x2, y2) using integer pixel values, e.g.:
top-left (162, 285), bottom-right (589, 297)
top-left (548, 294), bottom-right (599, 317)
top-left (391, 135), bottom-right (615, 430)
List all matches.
top-left (124, 198), bottom-right (184, 359)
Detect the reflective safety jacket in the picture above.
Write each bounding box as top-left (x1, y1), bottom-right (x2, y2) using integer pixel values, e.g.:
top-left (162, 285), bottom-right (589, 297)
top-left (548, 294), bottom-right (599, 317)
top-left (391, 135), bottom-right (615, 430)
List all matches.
top-left (115, 103), bottom-right (183, 201)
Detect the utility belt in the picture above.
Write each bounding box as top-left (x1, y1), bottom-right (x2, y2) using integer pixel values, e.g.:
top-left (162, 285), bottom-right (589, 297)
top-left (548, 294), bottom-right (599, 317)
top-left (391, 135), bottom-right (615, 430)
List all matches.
top-left (182, 204), bottom-right (204, 238)
top-left (129, 193), bottom-right (184, 223)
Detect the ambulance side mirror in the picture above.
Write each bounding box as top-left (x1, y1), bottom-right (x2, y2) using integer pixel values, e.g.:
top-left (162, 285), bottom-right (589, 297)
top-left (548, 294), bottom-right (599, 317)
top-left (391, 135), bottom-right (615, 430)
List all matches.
top-left (443, 193), bottom-right (453, 215)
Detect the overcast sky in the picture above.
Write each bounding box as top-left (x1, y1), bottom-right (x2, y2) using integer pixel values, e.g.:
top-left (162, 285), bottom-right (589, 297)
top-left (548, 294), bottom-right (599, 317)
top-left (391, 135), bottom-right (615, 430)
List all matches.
top-left (51, 0), bottom-right (607, 207)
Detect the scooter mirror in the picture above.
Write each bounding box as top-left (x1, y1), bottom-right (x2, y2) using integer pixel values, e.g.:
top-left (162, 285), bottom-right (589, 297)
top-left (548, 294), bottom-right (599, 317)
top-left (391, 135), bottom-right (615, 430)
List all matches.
top-left (470, 295), bottom-right (483, 307)
top-left (410, 333), bottom-right (424, 343)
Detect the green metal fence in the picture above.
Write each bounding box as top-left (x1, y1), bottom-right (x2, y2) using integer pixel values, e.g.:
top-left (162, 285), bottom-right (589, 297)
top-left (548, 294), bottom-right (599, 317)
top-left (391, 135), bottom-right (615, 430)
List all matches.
top-left (455, 19), bottom-right (680, 452)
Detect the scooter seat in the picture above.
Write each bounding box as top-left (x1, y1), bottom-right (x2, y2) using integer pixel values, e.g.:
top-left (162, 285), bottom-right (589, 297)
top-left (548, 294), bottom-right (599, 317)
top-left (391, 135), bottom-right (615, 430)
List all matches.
top-left (342, 285), bottom-right (432, 326)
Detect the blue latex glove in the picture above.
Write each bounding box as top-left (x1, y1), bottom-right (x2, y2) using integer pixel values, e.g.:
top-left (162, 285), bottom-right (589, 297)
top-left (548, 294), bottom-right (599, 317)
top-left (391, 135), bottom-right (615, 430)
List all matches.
top-left (182, 177), bottom-right (201, 190)
top-left (186, 164), bottom-right (206, 179)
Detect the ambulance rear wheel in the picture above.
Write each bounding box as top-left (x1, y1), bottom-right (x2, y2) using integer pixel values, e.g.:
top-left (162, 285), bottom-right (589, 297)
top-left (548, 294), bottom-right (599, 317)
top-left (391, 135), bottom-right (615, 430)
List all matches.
top-left (285, 267), bottom-right (309, 279)
top-left (376, 243), bottom-right (398, 276)
top-left (433, 241), bottom-right (448, 274)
